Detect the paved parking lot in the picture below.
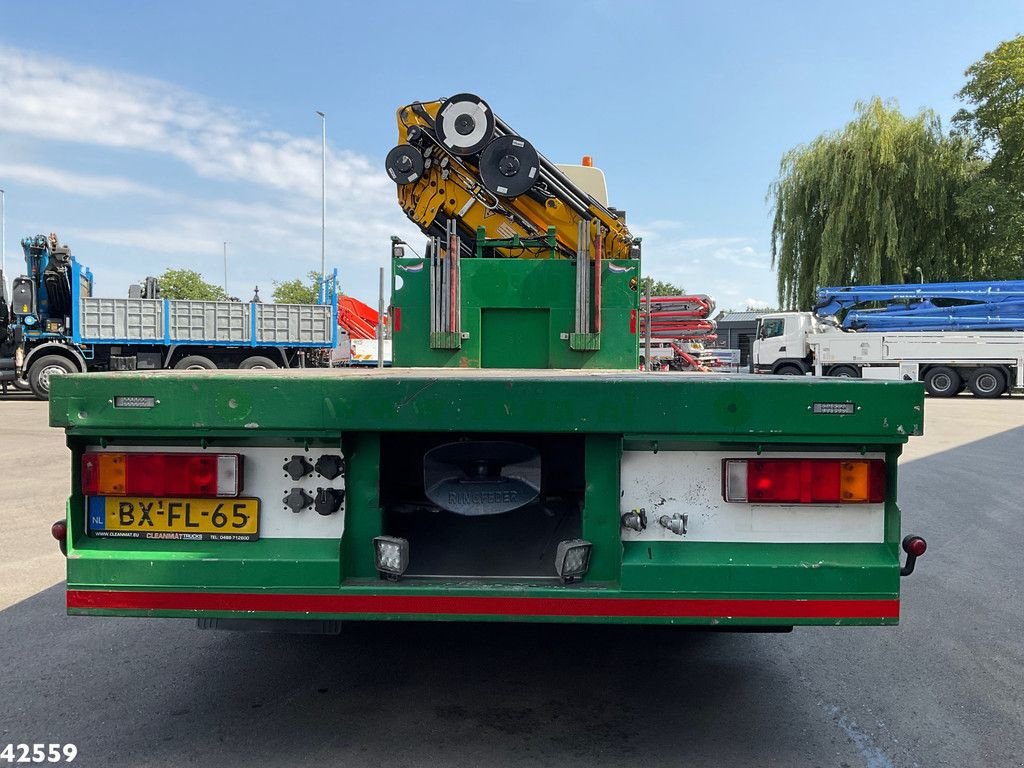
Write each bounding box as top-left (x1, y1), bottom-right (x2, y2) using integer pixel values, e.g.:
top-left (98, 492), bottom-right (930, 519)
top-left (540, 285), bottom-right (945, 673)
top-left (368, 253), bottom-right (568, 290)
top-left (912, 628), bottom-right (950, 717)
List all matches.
top-left (1, 393), bottom-right (1022, 767)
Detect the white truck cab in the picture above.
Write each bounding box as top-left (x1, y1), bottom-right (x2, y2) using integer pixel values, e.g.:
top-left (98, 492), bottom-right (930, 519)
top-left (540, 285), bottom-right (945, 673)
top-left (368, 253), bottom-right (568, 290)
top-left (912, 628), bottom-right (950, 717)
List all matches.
top-left (751, 312), bottom-right (821, 375)
top-left (751, 311), bottom-right (1024, 397)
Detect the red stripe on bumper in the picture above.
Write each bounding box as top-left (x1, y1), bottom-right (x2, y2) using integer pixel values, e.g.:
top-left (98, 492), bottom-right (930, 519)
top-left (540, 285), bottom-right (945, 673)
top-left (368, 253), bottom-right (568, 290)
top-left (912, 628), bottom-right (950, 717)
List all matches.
top-left (67, 590), bottom-right (899, 619)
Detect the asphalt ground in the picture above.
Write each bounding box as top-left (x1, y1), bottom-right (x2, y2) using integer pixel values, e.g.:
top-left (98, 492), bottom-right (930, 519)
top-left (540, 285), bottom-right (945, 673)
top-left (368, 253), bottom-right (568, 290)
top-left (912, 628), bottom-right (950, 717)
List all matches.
top-left (1, 392), bottom-right (1022, 767)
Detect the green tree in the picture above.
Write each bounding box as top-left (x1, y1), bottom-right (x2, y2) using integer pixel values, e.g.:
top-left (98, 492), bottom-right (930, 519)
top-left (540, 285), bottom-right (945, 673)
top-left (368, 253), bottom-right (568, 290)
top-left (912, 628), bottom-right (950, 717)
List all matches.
top-left (953, 35), bottom-right (1024, 277)
top-left (272, 271), bottom-right (322, 304)
top-left (769, 98), bottom-right (981, 309)
top-left (640, 277), bottom-right (686, 296)
top-left (157, 269), bottom-right (227, 300)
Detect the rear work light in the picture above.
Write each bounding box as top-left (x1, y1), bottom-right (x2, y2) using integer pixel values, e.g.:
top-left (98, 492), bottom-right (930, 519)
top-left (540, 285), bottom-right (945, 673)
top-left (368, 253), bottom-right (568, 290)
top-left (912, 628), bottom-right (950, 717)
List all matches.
top-left (81, 452), bottom-right (242, 498)
top-left (723, 458), bottom-right (885, 504)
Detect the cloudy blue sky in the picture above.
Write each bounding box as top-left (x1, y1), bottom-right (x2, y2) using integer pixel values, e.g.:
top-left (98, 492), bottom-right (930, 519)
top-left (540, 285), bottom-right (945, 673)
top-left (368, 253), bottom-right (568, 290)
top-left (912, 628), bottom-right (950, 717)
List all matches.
top-left (1, 1), bottom-right (1021, 308)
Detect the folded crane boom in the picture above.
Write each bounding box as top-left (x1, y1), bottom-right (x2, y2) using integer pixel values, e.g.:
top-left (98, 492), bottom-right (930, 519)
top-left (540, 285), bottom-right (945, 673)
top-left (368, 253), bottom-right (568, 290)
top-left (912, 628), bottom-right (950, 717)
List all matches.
top-left (386, 94), bottom-right (640, 262)
top-left (815, 280), bottom-right (1024, 331)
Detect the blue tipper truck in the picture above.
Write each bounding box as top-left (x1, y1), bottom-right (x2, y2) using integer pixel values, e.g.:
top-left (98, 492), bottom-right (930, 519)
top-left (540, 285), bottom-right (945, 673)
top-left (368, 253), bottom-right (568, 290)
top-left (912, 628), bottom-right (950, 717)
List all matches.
top-left (0, 234), bottom-right (338, 399)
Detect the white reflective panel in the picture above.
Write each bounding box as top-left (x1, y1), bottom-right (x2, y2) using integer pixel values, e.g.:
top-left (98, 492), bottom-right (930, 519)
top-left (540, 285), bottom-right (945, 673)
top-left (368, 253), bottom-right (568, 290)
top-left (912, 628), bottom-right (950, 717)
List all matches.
top-left (216, 455), bottom-right (239, 496)
top-left (724, 460), bottom-right (748, 502)
top-left (620, 450), bottom-right (886, 544)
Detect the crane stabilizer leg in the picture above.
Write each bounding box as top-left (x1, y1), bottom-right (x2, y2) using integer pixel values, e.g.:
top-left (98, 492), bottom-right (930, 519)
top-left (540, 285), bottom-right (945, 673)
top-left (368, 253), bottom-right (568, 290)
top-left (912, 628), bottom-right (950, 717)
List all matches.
top-left (427, 222), bottom-right (462, 350)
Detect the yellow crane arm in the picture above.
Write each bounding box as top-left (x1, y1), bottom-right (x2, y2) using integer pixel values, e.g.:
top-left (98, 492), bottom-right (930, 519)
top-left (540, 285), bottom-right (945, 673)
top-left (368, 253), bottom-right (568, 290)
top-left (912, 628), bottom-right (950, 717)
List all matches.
top-left (385, 95), bottom-right (639, 261)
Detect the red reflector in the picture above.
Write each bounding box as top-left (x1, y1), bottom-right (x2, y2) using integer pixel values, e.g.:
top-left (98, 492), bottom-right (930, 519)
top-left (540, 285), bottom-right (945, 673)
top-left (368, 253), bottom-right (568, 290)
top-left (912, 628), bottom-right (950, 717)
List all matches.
top-left (81, 452), bottom-right (242, 497)
top-left (724, 458), bottom-right (886, 504)
top-left (630, 309), bottom-right (638, 335)
top-left (51, 519), bottom-right (68, 542)
top-left (905, 536), bottom-right (927, 557)
top-left (393, 306), bottom-right (401, 332)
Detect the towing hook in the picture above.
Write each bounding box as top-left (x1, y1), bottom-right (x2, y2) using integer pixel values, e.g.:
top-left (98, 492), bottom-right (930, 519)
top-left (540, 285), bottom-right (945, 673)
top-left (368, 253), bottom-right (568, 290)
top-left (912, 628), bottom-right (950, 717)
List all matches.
top-left (900, 534), bottom-right (927, 577)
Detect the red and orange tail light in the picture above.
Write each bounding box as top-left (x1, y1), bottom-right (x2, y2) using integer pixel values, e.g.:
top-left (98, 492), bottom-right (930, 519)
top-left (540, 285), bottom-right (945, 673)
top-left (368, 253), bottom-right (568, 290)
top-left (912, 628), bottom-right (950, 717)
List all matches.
top-left (723, 458), bottom-right (886, 504)
top-left (81, 452), bottom-right (242, 498)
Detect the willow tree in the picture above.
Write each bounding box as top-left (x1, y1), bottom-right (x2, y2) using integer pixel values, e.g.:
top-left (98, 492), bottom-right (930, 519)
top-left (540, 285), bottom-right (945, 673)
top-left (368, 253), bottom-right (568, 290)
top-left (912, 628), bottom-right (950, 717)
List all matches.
top-left (953, 35), bottom-right (1024, 278)
top-left (769, 98), bottom-right (981, 309)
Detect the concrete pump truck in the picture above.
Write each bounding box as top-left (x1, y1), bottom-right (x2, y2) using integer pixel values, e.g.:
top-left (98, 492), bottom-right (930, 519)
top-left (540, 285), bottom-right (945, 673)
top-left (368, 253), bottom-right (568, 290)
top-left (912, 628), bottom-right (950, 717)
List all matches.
top-left (47, 94), bottom-right (927, 631)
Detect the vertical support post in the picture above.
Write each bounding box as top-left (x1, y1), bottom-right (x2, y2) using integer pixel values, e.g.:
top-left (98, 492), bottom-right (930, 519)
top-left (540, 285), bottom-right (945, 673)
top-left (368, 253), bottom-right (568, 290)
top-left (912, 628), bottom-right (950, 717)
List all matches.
top-left (575, 220), bottom-right (591, 334)
top-left (429, 236), bottom-right (437, 335)
top-left (574, 220), bottom-right (583, 334)
top-left (581, 220), bottom-right (590, 333)
top-left (448, 219), bottom-right (459, 335)
top-left (593, 223), bottom-right (602, 333)
top-left (428, 225), bottom-right (463, 350)
top-left (222, 241), bottom-right (228, 296)
top-left (440, 235), bottom-right (449, 333)
top-left (644, 283), bottom-right (652, 370)
top-left (377, 266), bottom-right (385, 368)
top-left (454, 234), bottom-right (461, 335)
top-left (316, 111), bottom-right (327, 303)
top-left (0, 188), bottom-right (6, 303)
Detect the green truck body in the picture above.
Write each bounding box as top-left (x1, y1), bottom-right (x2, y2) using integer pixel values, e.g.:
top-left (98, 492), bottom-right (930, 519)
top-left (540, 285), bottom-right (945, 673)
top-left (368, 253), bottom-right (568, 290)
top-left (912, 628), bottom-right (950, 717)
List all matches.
top-left (50, 364), bottom-right (923, 627)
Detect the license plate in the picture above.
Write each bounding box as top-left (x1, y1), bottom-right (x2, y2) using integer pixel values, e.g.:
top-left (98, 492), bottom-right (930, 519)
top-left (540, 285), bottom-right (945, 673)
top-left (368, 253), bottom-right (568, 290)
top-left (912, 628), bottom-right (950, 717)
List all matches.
top-left (88, 496), bottom-right (260, 541)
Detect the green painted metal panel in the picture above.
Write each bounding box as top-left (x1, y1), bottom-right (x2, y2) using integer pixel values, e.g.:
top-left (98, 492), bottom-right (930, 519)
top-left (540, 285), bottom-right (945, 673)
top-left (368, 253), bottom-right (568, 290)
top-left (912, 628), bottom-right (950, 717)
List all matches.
top-left (620, 542), bottom-right (898, 596)
top-left (67, 537), bottom-right (342, 590)
top-left (50, 370), bottom-right (925, 443)
top-left (582, 435), bottom-right (623, 582)
top-left (64, 521), bottom-right (897, 599)
top-left (481, 308), bottom-right (550, 368)
top-left (340, 432), bottom-right (383, 579)
top-left (392, 258), bottom-right (640, 369)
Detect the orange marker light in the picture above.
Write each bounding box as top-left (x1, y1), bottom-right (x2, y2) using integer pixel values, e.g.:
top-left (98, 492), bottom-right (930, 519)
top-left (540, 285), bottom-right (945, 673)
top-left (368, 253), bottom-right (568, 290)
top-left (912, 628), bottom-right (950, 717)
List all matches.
top-left (581, 155), bottom-right (593, 167)
top-left (82, 453), bottom-right (126, 495)
top-left (840, 461), bottom-right (872, 502)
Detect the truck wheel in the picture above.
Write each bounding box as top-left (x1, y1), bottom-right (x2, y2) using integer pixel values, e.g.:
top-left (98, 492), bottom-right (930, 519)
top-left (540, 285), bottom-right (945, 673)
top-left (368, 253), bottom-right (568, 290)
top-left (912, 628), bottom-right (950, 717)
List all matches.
top-left (28, 355), bottom-right (76, 400)
top-left (827, 365), bottom-right (860, 378)
top-left (173, 355), bottom-right (217, 371)
top-left (774, 364), bottom-right (805, 376)
top-left (967, 367), bottom-right (1006, 398)
top-left (239, 356), bottom-right (279, 370)
top-left (923, 366), bottom-right (960, 397)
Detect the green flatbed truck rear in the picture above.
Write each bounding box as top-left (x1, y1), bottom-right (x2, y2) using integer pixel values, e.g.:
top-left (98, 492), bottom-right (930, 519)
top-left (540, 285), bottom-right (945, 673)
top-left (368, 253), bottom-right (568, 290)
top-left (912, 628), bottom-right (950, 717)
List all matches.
top-left (47, 92), bottom-right (927, 629)
top-left (50, 368), bottom-right (923, 627)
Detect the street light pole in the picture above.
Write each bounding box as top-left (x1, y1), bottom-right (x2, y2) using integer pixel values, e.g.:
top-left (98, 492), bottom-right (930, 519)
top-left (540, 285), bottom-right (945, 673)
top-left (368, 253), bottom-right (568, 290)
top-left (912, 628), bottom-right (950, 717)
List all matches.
top-left (316, 110), bottom-right (326, 303)
top-left (223, 241), bottom-right (229, 296)
top-left (1, 189), bottom-right (6, 300)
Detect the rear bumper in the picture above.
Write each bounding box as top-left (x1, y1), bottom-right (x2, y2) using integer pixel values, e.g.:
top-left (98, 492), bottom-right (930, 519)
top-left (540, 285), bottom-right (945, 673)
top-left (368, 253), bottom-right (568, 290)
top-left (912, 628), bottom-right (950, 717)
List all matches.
top-left (67, 589), bottom-right (898, 625)
top-left (65, 539), bottom-right (901, 626)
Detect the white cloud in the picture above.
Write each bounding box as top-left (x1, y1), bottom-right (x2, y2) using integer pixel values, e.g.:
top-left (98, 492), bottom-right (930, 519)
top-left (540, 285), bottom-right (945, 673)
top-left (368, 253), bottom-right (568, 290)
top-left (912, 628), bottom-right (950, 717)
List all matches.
top-left (0, 46), bottom-right (392, 203)
top-left (0, 45), bottom-right (774, 309)
top-left (0, 162), bottom-right (169, 199)
top-left (632, 219), bottom-right (779, 310)
top-left (0, 45), bottom-right (416, 299)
